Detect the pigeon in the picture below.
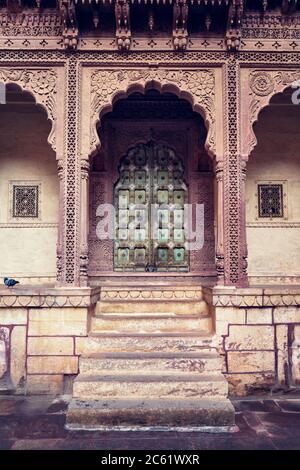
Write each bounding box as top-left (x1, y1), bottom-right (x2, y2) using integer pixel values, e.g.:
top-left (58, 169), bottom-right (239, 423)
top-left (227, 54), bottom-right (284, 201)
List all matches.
top-left (4, 277), bottom-right (19, 287)
top-left (145, 264), bottom-right (157, 272)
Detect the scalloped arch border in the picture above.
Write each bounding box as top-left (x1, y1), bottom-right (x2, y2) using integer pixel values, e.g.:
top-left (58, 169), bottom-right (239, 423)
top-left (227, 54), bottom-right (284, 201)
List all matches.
top-left (247, 69), bottom-right (300, 158)
top-left (0, 68), bottom-right (58, 153)
top-left (89, 68), bottom-right (216, 160)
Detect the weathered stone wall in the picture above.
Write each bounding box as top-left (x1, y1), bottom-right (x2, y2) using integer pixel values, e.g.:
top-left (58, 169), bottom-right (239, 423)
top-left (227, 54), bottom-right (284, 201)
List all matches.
top-left (246, 99), bottom-right (300, 285)
top-left (0, 289), bottom-right (99, 395)
top-left (0, 99), bottom-right (59, 284)
top-left (214, 287), bottom-right (300, 395)
top-left (1, 287), bottom-right (300, 397)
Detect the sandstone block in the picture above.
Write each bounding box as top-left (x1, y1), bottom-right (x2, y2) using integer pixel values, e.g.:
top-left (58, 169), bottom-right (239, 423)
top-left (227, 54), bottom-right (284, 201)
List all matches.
top-left (26, 374), bottom-right (63, 395)
top-left (0, 327), bottom-right (9, 379)
top-left (225, 325), bottom-right (274, 350)
top-left (28, 308), bottom-right (88, 336)
top-left (246, 308), bottom-right (272, 324)
top-left (215, 307), bottom-right (246, 336)
top-left (227, 351), bottom-right (275, 373)
top-left (27, 356), bottom-right (78, 374)
top-left (10, 326), bottom-right (26, 388)
top-left (276, 325), bottom-right (289, 384)
top-left (0, 308), bottom-right (27, 325)
top-left (273, 307), bottom-right (300, 324)
top-left (226, 372), bottom-right (275, 396)
top-left (28, 337), bottom-right (74, 356)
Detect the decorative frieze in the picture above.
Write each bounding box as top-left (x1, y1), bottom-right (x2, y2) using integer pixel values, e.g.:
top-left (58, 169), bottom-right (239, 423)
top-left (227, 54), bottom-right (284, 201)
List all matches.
top-left (0, 288), bottom-right (100, 308)
top-left (0, 12), bottom-right (63, 37)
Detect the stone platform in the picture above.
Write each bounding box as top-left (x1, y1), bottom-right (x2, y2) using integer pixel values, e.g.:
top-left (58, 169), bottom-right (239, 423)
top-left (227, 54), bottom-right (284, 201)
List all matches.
top-left (66, 284), bottom-right (235, 430)
top-left (1, 394), bottom-right (300, 449)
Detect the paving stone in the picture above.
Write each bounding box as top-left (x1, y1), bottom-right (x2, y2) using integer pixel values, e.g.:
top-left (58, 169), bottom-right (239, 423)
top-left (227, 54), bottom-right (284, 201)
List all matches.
top-left (276, 400), bottom-right (300, 413)
top-left (1, 394), bottom-right (300, 449)
top-left (269, 437), bottom-right (300, 450)
top-left (232, 400), bottom-right (266, 413)
top-left (0, 398), bottom-right (25, 416)
top-left (257, 411), bottom-right (300, 438)
top-left (11, 439), bottom-right (68, 450)
top-left (0, 439), bottom-right (14, 450)
top-left (261, 400), bottom-right (282, 412)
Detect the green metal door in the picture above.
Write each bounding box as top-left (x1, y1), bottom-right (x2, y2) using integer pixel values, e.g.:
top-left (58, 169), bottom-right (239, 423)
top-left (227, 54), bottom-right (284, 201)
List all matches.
top-left (114, 142), bottom-right (188, 272)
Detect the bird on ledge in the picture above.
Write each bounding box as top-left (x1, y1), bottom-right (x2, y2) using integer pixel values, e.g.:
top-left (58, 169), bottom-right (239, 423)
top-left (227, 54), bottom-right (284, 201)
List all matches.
top-left (4, 277), bottom-right (19, 287)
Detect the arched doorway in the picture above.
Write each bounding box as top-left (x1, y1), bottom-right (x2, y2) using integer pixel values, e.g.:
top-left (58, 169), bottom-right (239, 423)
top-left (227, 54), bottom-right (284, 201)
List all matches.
top-left (0, 84), bottom-right (59, 285)
top-left (114, 141), bottom-right (188, 272)
top-left (88, 89), bottom-right (216, 283)
top-left (246, 87), bottom-right (300, 285)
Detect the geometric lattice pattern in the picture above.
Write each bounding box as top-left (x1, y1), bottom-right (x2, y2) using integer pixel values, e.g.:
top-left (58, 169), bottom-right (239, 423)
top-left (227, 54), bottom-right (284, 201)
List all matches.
top-left (12, 185), bottom-right (39, 218)
top-left (258, 184), bottom-right (283, 218)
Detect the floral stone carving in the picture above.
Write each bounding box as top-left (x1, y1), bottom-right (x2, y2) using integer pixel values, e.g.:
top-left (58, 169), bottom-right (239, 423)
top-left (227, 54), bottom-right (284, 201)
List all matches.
top-left (90, 68), bottom-right (216, 158)
top-left (0, 68), bottom-right (58, 151)
top-left (248, 69), bottom-right (300, 155)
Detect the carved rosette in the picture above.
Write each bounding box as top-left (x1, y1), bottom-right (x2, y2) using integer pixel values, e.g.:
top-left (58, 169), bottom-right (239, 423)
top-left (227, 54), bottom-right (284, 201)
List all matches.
top-left (90, 68), bottom-right (216, 158)
top-left (0, 68), bottom-right (58, 151)
top-left (248, 69), bottom-right (300, 156)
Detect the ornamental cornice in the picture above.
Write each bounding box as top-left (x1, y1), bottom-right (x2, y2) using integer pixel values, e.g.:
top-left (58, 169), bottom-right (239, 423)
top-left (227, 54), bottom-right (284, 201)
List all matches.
top-left (101, 288), bottom-right (205, 301)
top-left (213, 287), bottom-right (300, 307)
top-left (0, 288), bottom-right (100, 308)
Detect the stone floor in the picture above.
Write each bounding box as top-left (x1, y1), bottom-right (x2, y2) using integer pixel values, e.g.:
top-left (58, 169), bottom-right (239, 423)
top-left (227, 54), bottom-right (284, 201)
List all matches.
top-left (0, 394), bottom-right (300, 450)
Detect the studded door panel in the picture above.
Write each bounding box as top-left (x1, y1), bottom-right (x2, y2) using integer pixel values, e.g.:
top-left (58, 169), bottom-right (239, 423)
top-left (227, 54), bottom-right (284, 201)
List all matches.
top-left (114, 142), bottom-right (188, 272)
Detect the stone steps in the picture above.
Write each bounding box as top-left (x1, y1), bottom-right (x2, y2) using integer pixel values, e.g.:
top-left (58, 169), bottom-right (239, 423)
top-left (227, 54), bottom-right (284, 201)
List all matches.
top-left (79, 351), bottom-right (222, 375)
top-left (96, 300), bottom-right (209, 315)
top-left (66, 285), bottom-right (234, 430)
top-left (66, 398), bottom-right (235, 430)
top-left (72, 373), bottom-right (229, 400)
top-left (91, 312), bottom-right (212, 334)
top-left (76, 332), bottom-right (215, 355)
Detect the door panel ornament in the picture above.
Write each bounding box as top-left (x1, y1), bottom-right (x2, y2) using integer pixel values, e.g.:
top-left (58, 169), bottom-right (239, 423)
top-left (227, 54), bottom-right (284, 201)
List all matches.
top-left (114, 141), bottom-right (188, 272)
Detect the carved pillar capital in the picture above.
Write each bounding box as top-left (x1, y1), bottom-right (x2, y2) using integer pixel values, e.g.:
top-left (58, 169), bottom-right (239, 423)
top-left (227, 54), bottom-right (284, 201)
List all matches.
top-left (80, 159), bottom-right (90, 180)
top-left (215, 161), bottom-right (224, 181)
top-left (57, 158), bottom-right (64, 180)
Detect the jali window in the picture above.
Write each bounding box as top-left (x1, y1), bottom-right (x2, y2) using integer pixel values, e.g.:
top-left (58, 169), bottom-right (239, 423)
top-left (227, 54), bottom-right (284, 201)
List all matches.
top-left (258, 184), bottom-right (283, 218)
top-left (12, 185), bottom-right (39, 218)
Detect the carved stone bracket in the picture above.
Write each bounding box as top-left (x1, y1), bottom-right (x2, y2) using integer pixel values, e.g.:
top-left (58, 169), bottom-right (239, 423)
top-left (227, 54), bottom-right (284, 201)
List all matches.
top-left (0, 68), bottom-right (58, 152)
top-left (173, 0), bottom-right (188, 51)
top-left (246, 69), bottom-right (300, 157)
top-left (89, 68), bottom-right (216, 158)
top-left (115, 0), bottom-right (131, 51)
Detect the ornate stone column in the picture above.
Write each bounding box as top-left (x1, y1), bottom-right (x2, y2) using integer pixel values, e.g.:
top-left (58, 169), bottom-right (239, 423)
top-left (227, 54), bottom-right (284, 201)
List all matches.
top-left (62, 57), bottom-right (81, 286)
top-left (223, 56), bottom-right (248, 287)
top-left (79, 159), bottom-right (90, 286)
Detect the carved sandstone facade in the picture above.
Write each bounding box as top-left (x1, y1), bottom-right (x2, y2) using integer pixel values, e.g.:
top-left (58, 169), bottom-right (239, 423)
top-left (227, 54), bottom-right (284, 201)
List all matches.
top-left (0, 1), bottom-right (300, 426)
